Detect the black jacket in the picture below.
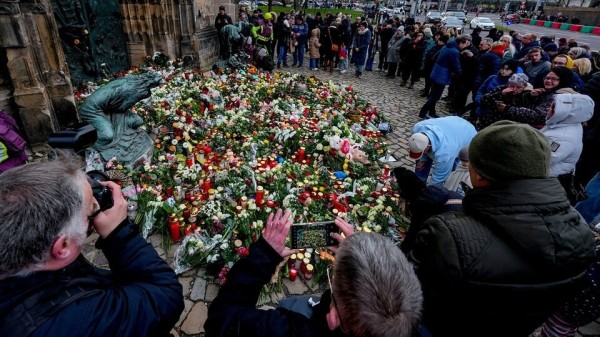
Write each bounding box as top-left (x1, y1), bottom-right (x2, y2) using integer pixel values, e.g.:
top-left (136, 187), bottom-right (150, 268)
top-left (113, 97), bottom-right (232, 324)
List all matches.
top-left (408, 179), bottom-right (596, 337)
top-left (0, 220), bottom-right (184, 337)
top-left (205, 237), bottom-right (345, 337)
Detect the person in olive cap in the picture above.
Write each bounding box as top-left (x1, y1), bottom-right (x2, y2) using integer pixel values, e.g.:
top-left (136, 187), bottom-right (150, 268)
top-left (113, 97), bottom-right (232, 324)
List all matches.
top-left (406, 121), bottom-right (596, 337)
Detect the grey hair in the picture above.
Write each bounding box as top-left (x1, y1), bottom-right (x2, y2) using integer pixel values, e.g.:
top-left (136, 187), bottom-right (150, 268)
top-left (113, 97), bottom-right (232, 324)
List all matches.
top-left (482, 37), bottom-right (494, 45)
top-left (569, 47), bottom-right (586, 59)
top-left (0, 155), bottom-right (87, 277)
top-left (333, 232), bottom-right (423, 337)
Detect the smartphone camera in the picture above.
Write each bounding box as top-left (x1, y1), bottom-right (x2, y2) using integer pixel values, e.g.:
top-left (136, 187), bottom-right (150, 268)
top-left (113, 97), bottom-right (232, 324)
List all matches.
top-left (86, 170), bottom-right (114, 211)
top-left (290, 221), bottom-right (338, 249)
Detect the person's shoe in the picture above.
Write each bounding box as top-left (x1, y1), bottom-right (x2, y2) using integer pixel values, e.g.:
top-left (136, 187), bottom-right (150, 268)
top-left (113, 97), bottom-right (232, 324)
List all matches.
top-left (277, 63), bottom-right (281, 69)
top-left (441, 96), bottom-right (451, 101)
top-left (297, 64), bottom-right (303, 68)
top-left (420, 92), bottom-right (428, 97)
top-left (291, 63), bottom-right (297, 66)
top-left (340, 69), bottom-right (347, 74)
top-left (429, 113), bottom-right (440, 118)
top-left (399, 81), bottom-right (407, 87)
top-left (407, 84), bottom-right (414, 89)
top-left (418, 114), bottom-right (429, 120)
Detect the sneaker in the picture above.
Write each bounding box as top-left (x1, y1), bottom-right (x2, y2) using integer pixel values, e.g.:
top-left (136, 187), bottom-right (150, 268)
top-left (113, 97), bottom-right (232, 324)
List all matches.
top-left (400, 81), bottom-right (407, 87)
top-left (291, 63), bottom-right (297, 66)
top-left (429, 113), bottom-right (440, 118)
top-left (340, 70), bottom-right (347, 74)
top-left (418, 114), bottom-right (429, 120)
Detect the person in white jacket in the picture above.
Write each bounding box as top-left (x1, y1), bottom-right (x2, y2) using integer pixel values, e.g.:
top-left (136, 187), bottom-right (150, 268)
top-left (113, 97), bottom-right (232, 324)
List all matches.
top-left (542, 92), bottom-right (594, 204)
top-left (542, 92), bottom-right (594, 178)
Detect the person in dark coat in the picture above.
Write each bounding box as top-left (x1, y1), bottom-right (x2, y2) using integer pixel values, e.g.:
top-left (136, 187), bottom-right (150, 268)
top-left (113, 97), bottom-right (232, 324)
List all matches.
top-left (421, 33), bottom-right (447, 97)
top-left (377, 20), bottom-right (394, 71)
top-left (470, 27), bottom-right (482, 48)
top-left (352, 21), bottom-right (371, 78)
top-left (393, 167), bottom-right (463, 254)
top-left (205, 209), bottom-right (424, 337)
top-left (575, 71), bottom-right (600, 187)
top-left (407, 121), bottom-right (596, 337)
top-left (215, 5), bottom-right (233, 59)
top-left (401, 31), bottom-right (428, 88)
top-left (275, 14), bottom-right (291, 68)
top-left (0, 157), bottom-right (184, 336)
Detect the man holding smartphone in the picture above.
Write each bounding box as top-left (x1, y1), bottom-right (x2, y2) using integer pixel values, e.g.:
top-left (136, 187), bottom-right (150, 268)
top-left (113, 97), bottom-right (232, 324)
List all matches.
top-left (205, 210), bottom-right (423, 337)
top-left (0, 156), bottom-right (184, 336)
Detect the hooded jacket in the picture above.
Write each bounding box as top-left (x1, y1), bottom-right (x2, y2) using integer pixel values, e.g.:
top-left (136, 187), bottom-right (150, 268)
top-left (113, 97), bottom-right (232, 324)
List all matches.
top-left (430, 40), bottom-right (462, 85)
top-left (408, 179), bottom-right (596, 337)
top-left (542, 93), bottom-right (595, 177)
top-left (412, 116), bottom-right (477, 185)
top-left (309, 28), bottom-right (321, 58)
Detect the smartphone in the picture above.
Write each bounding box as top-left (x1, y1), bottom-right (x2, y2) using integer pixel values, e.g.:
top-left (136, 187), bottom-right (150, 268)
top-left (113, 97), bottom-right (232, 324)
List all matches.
top-left (290, 221), bottom-right (338, 249)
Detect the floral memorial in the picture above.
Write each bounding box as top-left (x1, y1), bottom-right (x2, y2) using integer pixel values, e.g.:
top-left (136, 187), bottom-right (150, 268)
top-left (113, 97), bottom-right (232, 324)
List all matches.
top-left (77, 60), bottom-right (407, 287)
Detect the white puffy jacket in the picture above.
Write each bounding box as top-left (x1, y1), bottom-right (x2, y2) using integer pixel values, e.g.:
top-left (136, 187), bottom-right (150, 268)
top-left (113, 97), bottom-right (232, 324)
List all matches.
top-left (541, 93), bottom-right (594, 177)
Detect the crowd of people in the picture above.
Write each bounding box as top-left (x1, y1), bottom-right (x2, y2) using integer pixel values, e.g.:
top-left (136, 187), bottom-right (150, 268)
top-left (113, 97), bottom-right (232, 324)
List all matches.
top-left (0, 7), bottom-right (599, 337)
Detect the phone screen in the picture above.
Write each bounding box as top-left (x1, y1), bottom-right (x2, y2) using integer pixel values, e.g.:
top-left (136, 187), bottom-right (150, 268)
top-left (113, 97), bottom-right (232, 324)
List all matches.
top-left (290, 221), bottom-right (338, 249)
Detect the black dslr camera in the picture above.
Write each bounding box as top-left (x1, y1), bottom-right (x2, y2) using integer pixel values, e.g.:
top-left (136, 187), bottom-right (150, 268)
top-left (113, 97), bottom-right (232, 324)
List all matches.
top-left (86, 170), bottom-right (114, 211)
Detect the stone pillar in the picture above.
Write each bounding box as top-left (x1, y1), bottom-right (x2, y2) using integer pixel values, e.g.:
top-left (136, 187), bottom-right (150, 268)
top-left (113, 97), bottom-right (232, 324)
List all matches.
top-left (0, 0), bottom-right (77, 146)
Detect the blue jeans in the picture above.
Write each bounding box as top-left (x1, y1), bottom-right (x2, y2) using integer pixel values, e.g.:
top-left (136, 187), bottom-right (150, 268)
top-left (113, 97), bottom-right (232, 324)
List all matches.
top-left (415, 156), bottom-right (434, 182)
top-left (293, 44), bottom-right (305, 65)
top-left (277, 45), bottom-right (288, 65)
top-left (310, 58), bottom-right (318, 69)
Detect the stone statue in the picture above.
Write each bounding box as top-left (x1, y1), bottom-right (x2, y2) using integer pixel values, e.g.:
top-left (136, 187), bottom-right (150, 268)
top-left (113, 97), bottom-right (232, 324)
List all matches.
top-left (79, 72), bottom-right (162, 166)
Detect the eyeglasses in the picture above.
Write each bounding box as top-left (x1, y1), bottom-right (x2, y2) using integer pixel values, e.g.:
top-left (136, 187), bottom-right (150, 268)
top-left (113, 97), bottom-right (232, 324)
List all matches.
top-left (326, 264), bottom-right (348, 333)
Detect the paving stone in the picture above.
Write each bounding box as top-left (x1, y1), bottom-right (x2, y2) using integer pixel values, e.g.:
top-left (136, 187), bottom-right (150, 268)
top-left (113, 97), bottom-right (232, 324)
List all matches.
top-left (148, 234), bottom-right (162, 247)
top-left (180, 301), bottom-right (208, 335)
top-left (176, 299), bottom-right (194, 327)
top-left (205, 283), bottom-right (220, 302)
top-left (189, 277), bottom-right (206, 301)
top-left (579, 321), bottom-right (600, 337)
top-left (283, 278), bottom-right (309, 295)
top-left (270, 291), bottom-right (286, 305)
top-left (179, 277), bottom-right (193, 297)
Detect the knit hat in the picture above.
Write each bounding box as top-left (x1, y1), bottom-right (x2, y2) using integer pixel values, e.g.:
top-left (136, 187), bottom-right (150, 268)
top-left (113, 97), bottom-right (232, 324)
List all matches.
top-left (543, 42), bottom-right (558, 53)
top-left (469, 121), bottom-right (550, 181)
top-left (502, 59), bottom-right (520, 74)
top-left (508, 73), bottom-right (529, 86)
top-left (408, 133), bottom-right (429, 159)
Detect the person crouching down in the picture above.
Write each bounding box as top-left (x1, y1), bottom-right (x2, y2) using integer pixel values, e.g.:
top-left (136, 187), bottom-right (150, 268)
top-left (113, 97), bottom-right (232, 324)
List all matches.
top-left (204, 209), bottom-right (423, 337)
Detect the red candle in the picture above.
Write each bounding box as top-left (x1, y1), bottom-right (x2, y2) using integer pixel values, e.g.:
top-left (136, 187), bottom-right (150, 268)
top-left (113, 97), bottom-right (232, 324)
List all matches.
top-left (289, 268), bottom-right (298, 282)
top-left (203, 180), bottom-right (211, 192)
top-left (165, 187), bottom-right (173, 196)
top-left (256, 186), bottom-right (264, 205)
top-left (297, 147), bottom-right (305, 162)
top-left (184, 225), bottom-right (192, 236)
top-left (382, 165), bottom-right (391, 177)
top-left (169, 221), bottom-right (181, 242)
top-left (186, 158), bottom-right (194, 167)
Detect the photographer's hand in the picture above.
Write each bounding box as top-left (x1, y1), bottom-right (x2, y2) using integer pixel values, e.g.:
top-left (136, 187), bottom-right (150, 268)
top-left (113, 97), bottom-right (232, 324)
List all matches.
top-left (329, 217), bottom-right (355, 253)
top-left (93, 181), bottom-right (128, 238)
top-left (263, 208), bottom-right (298, 257)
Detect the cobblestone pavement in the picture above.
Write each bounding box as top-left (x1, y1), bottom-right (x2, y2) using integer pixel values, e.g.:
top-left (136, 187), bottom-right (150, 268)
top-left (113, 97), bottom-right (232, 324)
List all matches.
top-left (82, 59), bottom-right (600, 337)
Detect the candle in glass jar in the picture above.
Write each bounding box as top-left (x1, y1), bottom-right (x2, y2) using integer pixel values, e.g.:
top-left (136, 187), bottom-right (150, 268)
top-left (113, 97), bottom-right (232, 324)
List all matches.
top-left (297, 147), bottom-right (305, 162)
top-left (169, 221), bottom-right (181, 242)
top-left (289, 268), bottom-right (298, 282)
top-left (203, 180), bottom-right (211, 192)
top-left (304, 264), bottom-right (314, 280)
top-left (256, 186), bottom-right (264, 205)
top-left (382, 164), bottom-right (391, 177)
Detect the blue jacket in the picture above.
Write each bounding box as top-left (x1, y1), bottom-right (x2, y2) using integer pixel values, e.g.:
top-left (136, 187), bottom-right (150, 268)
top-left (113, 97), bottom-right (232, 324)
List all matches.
top-left (352, 29), bottom-right (372, 66)
top-left (474, 74), bottom-right (511, 116)
top-left (430, 40), bottom-right (462, 86)
top-left (292, 22), bottom-right (309, 44)
top-left (473, 51), bottom-right (502, 90)
top-left (0, 220), bottom-right (184, 337)
top-left (413, 116), bottom-right (477, 185)
top-left (512, 40), bottom-right (541, 60)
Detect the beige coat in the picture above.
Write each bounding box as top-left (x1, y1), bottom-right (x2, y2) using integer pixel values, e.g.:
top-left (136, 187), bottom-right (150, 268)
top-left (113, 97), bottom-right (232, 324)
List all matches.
top-left (309, 28), bottom-right (321, 59)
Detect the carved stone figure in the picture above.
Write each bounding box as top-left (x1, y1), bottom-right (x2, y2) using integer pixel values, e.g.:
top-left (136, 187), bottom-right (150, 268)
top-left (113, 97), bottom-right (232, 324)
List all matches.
top-left (79, 72), bottom-right (161, 166)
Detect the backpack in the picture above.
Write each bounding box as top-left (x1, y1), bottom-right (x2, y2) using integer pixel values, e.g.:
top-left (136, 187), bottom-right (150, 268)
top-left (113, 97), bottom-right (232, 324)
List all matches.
top-left (0, 111), bottom-right (27, 171)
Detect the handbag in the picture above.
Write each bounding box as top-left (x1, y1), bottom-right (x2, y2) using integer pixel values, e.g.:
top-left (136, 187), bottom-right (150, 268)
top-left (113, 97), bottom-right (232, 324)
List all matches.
top-left (328, 28), bottom-right (339, 52)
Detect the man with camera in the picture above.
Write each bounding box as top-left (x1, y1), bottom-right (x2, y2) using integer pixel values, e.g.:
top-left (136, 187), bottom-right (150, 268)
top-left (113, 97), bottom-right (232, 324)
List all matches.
top-left (0, 156), bottom-right (184, 336)
top-left (204, 209), bottom-right (423, 337)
